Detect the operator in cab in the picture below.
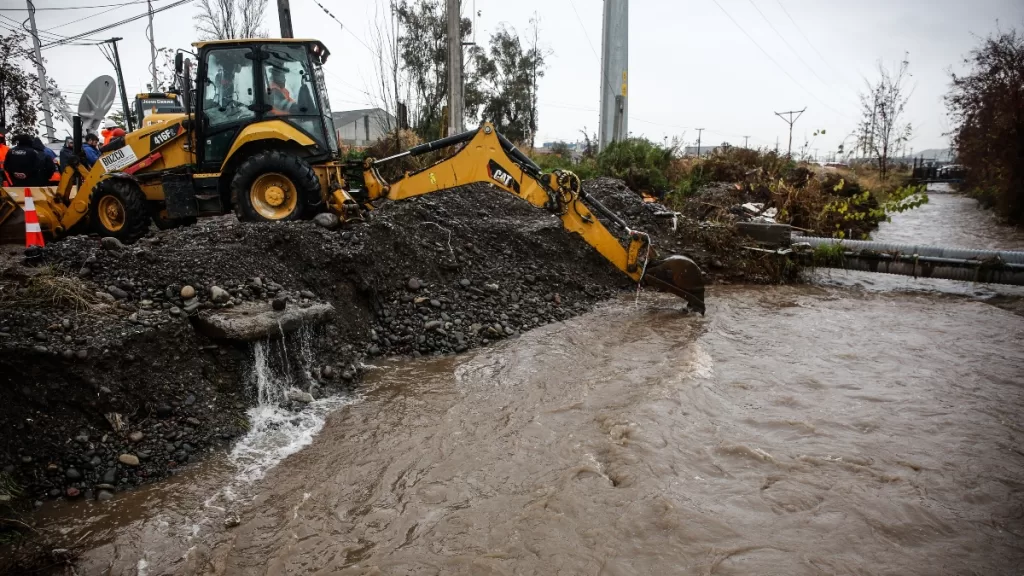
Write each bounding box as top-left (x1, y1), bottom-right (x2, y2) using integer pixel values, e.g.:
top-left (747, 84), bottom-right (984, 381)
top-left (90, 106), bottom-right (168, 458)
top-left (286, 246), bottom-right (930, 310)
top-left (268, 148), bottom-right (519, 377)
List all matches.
top-left (267, 66), bottom-right (295, 115)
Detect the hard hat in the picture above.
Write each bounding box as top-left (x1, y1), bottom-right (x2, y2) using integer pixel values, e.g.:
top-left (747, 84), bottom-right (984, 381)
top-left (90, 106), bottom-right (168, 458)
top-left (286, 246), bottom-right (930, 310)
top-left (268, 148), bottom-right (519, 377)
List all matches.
top-left (104, 119), bottom-right (116, 128)
top-left (111, 128), bottom-right (126, 138)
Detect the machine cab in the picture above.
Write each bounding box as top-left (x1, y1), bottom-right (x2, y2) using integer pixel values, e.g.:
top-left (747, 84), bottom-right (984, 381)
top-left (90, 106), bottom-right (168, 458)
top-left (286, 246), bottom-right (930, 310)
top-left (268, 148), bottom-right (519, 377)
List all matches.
top-left (192, 39), bottom-right (339, 172)
top-left (134, 92), bottom-right (184, 128)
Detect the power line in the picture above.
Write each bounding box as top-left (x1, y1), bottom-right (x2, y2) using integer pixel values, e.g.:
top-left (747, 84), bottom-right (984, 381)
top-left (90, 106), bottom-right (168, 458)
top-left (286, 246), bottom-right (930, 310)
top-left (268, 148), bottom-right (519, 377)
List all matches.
top-left (46, 0), bottom-right (171, 31)
top-left (566, 0), bottom-right (598, 59)
top-left (0, 0), bottom-right (156, 10)
top-left (303, 0), bottom-right (371, 52)
top-left (773, 0), bottom-right (858, 92)
top-left (0, 14), bottom-right (104, 43)
top-left (708, 0), bottom-right (855, 121)
top-left (39, 0), bottom-right (190, 49)
top-left (745, 0), bottom-right (835, 93)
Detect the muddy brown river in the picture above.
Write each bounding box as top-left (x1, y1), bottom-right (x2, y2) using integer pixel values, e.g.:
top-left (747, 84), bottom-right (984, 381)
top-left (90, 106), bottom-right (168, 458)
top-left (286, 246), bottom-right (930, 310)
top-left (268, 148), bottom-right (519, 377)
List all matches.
top-left (32, 187), bottom-right (1024, 575)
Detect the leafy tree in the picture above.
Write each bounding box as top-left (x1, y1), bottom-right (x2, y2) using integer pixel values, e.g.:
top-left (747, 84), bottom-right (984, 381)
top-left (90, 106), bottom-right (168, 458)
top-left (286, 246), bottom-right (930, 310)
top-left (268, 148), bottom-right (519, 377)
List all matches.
top-left (108, 109), bottom-right (127, 129)
top-left (0, 31), bottom-right (69, 137)
top-left (946, 28), bottom-right (1024, 224)
top-left (470, 25), bottom-right (545, 144)
top-left (194, 0), bottom-right (268, 40)
top-left (394, 0), bottom-right (474, 140)
top-left (858, 56), bottom-right (913, 182)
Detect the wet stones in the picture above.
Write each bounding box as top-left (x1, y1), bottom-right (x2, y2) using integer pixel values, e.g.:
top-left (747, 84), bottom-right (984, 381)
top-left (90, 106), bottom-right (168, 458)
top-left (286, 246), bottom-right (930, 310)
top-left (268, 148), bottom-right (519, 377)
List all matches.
top-left (286, 390), bottom-right (314, 403)
top-left (314, 213), bottom-right (340, 230)
top-left (210, 286), bottom-right (230, 304)
top-left (100, 237), bottom-right (124, 251)
top-left (407, 277), bottom-right (422, 291)
top-left (118, 454), bottom-right (140, 467)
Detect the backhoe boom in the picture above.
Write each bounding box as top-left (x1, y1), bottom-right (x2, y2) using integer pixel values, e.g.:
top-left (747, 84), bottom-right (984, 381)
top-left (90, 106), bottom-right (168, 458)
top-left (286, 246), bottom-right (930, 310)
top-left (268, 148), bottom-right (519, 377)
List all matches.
top-left (362, 123), bottom-right (706, 313)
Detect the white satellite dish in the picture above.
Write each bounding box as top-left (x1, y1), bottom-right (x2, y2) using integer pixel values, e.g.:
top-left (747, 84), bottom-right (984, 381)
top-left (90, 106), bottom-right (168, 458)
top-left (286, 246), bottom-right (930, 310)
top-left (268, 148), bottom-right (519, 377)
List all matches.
top-left (77, 75), bottom-right (117, 135)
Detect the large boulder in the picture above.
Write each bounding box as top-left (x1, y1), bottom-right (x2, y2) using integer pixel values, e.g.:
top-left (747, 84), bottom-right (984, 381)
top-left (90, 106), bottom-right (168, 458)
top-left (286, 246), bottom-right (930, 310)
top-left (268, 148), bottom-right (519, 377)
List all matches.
top-left (192, 302), bottom-right (335, 342)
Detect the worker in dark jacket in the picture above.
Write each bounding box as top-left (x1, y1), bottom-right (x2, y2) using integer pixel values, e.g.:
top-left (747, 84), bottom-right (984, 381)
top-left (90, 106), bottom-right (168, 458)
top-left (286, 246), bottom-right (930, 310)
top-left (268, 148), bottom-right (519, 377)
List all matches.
top-left (3, 134), bottom-right (51, 186)
top-left (58, 137), bottom-right (75, 175)
top-left (30, 136), bottom-right (56, 183)
top-left (83, 133), bottom-right (101, 168)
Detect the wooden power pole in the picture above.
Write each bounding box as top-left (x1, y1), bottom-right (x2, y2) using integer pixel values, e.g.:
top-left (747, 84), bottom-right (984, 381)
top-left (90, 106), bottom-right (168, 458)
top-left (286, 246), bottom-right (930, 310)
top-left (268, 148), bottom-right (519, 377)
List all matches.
top-left (277, 0), bottom-right (294, 38)
top-left (774, 108), bottom-right (806, 157)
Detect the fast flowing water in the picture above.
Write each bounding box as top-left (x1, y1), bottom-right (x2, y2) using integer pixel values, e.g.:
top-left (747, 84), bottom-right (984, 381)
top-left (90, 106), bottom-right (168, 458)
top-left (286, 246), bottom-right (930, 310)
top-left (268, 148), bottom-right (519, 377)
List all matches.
top-left (34, 188), bottom-right (1024, 575)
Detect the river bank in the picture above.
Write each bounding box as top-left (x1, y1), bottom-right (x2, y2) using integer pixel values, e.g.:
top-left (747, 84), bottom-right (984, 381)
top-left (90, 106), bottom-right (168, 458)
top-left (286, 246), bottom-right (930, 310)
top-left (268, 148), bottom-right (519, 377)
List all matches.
top-left (3, 181), bottom-right (1022, 574)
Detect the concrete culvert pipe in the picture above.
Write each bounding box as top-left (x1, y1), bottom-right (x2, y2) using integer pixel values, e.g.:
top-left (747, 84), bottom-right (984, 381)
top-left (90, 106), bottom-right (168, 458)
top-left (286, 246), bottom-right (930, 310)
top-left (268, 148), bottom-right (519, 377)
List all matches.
top-left (795, 236), bottom-right (1024, 286)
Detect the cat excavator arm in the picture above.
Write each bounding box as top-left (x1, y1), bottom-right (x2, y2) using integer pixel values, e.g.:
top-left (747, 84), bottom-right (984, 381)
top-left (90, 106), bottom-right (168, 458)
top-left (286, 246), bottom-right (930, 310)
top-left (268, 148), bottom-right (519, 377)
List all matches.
top-left (360, 123), bottom-right (706, 313)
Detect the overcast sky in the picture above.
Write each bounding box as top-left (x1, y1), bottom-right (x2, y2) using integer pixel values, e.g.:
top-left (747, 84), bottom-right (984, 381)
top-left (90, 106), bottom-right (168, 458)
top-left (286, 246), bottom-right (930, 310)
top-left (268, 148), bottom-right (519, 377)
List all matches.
top-left (7, 0), bottom-right (1023, 154)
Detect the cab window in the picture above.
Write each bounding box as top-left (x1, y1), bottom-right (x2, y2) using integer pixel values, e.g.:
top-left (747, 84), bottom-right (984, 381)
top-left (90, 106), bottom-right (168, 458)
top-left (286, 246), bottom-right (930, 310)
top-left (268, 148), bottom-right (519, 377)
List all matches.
top-left (263, 45), bottom-right (319, 117)
top-left (202, 48), bottom-right (256, 128)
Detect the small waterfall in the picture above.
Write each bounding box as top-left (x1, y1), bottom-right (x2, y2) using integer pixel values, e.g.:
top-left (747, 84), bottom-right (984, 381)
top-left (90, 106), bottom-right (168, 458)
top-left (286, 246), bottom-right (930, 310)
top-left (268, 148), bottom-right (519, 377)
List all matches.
top-left (228, 326), bottom-right (354, 485)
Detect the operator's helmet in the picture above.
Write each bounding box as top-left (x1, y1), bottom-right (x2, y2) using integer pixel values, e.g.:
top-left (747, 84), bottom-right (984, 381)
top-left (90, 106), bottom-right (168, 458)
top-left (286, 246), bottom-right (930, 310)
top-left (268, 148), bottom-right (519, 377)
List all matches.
top-left (104, 119), bottom-right (116, 129)
top-left (270, 66), bottom-right (287, 85)
top-left (111, 128), bottom-right (126, 139)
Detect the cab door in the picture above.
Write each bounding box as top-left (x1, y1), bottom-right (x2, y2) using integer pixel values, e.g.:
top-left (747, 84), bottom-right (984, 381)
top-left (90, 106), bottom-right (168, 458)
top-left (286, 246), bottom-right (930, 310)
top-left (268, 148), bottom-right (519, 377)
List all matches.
top-left (196, 46), bottom-right (259, 172)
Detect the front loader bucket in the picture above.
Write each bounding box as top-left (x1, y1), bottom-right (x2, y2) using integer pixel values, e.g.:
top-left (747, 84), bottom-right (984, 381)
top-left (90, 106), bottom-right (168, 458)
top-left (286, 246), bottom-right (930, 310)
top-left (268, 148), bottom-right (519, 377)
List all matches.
top-left (643, 255), bottom-right (706, 314)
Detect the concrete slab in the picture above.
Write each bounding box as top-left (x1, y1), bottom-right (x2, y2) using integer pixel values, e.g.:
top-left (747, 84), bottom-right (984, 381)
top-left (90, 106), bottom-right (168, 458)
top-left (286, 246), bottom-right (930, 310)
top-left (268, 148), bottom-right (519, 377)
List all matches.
top-left (193, 302), bottom-right (335, 342)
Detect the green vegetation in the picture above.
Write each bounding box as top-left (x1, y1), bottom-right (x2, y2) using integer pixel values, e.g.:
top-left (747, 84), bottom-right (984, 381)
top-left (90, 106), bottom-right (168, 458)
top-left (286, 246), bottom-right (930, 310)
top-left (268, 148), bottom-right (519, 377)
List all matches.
top-left (528, 136), bottom-right (926, 238)
top-left (811, 242), bottom-right (847, 267)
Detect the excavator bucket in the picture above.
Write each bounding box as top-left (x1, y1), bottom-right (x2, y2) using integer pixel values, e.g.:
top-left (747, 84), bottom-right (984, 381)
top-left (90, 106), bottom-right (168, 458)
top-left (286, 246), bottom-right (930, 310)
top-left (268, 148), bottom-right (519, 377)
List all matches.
top-left (643, 255), bottom-right (706, 314)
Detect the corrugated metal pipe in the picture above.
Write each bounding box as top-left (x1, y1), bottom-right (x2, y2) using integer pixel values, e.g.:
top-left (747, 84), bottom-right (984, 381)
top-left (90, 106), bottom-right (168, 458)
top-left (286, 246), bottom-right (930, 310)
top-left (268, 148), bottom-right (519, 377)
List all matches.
top-left (793, 236), bottom-right (1024, 286)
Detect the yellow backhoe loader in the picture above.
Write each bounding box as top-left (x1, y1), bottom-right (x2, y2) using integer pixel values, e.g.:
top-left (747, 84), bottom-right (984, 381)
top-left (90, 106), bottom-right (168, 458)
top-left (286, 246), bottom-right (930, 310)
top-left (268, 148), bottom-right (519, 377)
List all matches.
top-left (0, 37), bottom-right (705, 313)
top-left (0, 38), bottom-right (357, 242)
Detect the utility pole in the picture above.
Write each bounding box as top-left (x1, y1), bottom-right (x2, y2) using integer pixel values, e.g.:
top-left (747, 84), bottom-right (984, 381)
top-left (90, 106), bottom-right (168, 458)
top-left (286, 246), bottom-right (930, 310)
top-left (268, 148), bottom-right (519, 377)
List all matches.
top-left (26, 0), bottom-right (55, 142)
top-left (146, 0), bottom-right (159, 90)
top-left (774, 108), bottom-right (806, 157)
top-left (106, 38), bottom-right (135, 133)
top-left (775, 136), bottom-right (779, 153)
top-left (695, 128), bottom-right (704, 157)
top-left (599, 0), bottom-right (627, 150)
top-left (813, 148), bottom-right (819, 162)
top-left (446, 0), bottom-right (464, 135)
top-left (277, 0), bottom-right (294, 38)
top-left (743, 135), bottom-right (750, 149)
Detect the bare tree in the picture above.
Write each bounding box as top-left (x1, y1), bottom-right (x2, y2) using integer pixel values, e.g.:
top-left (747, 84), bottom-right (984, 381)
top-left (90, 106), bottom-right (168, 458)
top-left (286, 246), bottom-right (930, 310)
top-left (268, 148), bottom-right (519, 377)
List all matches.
top-left (858, 55), bottom-right (913, 181)
top-left (194, 0), bottom-right (269, 40)
top-left (368, 1), bottom-right (403, 136)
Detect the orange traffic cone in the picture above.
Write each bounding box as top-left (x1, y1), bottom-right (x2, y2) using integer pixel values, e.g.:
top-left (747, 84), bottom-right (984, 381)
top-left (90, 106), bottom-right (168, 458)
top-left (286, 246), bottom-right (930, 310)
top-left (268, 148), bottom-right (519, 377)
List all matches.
top-left (24, 188), bottom-right (45, 249)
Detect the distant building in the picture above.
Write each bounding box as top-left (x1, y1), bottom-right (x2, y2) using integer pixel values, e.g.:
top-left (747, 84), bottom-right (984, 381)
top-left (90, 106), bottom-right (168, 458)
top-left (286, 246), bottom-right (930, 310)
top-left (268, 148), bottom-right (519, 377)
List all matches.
top-left (683, 145), bottom-right (726, 157)
top-left (332, 108), bottom-right (396, 147)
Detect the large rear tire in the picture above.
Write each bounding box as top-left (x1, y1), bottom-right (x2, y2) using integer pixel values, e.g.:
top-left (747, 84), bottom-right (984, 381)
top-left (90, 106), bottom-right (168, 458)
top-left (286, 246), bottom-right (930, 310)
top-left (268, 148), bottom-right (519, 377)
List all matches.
top-left (90, 179), bottom-right (150, 243)
top-left (231, 151), bottom-right (320, 222)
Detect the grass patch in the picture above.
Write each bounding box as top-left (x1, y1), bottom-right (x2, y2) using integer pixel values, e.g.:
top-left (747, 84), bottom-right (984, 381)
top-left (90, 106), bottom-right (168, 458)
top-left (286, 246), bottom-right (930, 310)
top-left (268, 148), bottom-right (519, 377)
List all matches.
top-left (0, 266), bottom-right (103, 314)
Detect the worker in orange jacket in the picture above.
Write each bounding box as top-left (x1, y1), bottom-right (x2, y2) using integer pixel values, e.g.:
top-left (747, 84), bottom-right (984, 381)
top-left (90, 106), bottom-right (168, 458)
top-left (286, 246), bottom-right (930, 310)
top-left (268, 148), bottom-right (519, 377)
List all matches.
top-left (0, 133), bottom-right (10, 186)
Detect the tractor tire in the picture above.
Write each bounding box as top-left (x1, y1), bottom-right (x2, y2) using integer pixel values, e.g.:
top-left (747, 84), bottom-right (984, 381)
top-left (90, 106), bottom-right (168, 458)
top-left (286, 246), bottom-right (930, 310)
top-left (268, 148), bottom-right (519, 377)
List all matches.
top-left (151, 202), bottom-right (197, 230)
top-left (90, 178), bottom-right (150, 244)
top-left (231, 151), bottom-right (320, 222)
